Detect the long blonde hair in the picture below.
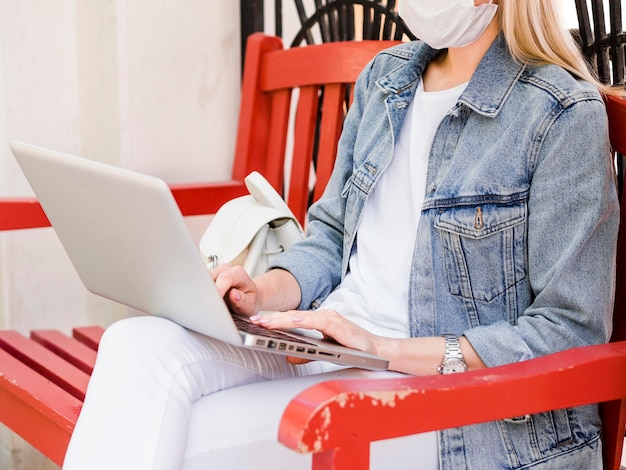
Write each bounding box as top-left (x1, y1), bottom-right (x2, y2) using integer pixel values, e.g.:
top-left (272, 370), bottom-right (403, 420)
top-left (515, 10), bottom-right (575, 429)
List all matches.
top-left (498, 0), bottom-right (623, 95)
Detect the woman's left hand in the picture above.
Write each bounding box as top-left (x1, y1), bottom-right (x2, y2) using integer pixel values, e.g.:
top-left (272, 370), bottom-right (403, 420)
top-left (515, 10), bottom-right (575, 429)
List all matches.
top-left (249, 309), bottom-right (382, 362)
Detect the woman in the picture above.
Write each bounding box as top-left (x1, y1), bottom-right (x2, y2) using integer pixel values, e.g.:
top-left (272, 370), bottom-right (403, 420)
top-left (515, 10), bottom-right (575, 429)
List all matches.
top-left (63, 1), bottom-right (621, 469)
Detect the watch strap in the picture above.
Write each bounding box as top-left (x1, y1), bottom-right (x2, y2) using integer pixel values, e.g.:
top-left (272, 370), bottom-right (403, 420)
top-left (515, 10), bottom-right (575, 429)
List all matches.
top-left (438, 334), bottom-right (468, 374)
top-left (442, 333), bottom-right (463, 360)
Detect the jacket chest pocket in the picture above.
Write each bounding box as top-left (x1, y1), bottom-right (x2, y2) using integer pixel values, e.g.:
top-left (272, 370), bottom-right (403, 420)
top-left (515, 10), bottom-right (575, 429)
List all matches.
top-left (435, 201), bottom-right (527, 303)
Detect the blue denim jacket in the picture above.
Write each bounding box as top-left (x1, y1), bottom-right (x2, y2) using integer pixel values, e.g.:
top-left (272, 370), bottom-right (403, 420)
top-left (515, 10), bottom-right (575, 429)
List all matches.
top-left (271, 35), bottom-right (618, 468)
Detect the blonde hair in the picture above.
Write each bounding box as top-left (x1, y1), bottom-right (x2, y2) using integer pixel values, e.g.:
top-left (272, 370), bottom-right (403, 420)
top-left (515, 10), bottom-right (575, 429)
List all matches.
top-left (498, 0), bottom-right (623, 96)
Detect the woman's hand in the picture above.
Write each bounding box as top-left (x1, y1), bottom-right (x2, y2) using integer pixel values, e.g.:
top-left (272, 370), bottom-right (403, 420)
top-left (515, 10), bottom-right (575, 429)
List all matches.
top-left (250, 309), bottom-right (488, 375)
top-left (211, 265), bottom-right (262, 317)
top-left (211, 266), bottom-right (303, 317)
top-left (249, 309), bottom-right (382, 358)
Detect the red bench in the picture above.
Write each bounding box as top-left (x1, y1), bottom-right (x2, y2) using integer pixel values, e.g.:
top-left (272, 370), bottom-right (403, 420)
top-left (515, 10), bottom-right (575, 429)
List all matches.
top-left (1, 34), bottom-right (626, 470)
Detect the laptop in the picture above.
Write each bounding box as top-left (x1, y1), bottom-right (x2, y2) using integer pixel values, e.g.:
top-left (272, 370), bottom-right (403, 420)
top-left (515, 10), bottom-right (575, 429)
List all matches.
top-left (11, 141), bottom-right (388, 370)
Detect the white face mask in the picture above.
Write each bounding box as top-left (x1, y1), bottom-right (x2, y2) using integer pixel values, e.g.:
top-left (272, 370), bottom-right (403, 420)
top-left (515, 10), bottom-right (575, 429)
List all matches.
top-left (399, 0), bottom-right (498, 49)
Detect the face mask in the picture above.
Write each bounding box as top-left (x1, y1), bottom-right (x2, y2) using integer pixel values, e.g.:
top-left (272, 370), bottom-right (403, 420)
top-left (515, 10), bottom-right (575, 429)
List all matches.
top-left (398, 0), bottom-right (498, 49)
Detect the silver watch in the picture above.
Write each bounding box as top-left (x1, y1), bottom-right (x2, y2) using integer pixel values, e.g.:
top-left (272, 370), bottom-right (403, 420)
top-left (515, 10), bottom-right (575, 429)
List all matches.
top-left (437, 334), bottom-right (468, 374)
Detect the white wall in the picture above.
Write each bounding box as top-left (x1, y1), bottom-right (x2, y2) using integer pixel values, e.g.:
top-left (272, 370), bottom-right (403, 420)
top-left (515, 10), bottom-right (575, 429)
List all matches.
top-left (0, 2), bottom-right (240, 468)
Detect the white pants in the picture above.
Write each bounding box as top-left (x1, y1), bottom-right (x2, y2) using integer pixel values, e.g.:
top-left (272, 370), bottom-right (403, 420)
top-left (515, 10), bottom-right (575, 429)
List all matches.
top-left (62, 316), bottom-right (439, 469)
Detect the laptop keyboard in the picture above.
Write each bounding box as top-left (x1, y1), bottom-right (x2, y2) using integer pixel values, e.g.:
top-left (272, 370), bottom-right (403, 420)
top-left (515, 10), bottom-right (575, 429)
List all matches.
top-left (232, 315), bottom-right (315, 345)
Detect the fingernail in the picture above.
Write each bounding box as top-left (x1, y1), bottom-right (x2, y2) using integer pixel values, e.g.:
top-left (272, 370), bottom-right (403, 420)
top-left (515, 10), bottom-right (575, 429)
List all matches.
top-left (249, 315), bottom-right (261, 321)
top-left (292, 316), bottom-right (303, 322)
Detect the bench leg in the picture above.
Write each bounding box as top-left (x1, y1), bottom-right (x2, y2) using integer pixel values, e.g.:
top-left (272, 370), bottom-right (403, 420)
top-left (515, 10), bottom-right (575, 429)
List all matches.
top-left (312, 445), bottom-right (370, 470)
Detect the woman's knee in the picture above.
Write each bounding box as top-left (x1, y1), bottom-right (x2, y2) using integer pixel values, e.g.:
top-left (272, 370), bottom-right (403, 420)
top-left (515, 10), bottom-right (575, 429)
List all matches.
top-left (98, 315), bottom-right (188, 362)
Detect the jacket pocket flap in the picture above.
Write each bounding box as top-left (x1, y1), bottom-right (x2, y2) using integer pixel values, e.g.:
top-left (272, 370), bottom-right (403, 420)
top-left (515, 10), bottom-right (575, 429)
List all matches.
top-left (435, 201), bottom-right (526, 239)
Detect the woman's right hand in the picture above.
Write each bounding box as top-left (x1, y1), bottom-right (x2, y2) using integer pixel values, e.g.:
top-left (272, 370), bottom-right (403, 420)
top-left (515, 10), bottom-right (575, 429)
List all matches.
top-left (211, 265), bottom-right (261, 317)
top-left (211, 266), bottom-right (303, 317)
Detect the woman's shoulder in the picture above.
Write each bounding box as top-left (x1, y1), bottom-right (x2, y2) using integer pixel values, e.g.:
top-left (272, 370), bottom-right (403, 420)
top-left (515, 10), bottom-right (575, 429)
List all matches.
top-left (519, 62), bottom-right (603, 109)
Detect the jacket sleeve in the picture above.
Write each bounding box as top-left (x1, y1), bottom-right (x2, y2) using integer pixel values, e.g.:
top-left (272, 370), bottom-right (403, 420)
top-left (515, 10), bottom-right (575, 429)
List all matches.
top-left (464, 96), bottom-right (619, 366)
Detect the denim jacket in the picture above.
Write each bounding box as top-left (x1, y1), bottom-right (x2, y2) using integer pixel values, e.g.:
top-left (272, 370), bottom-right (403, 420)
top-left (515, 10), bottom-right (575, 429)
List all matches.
top-left (271, 35), bottom-right (619, 469)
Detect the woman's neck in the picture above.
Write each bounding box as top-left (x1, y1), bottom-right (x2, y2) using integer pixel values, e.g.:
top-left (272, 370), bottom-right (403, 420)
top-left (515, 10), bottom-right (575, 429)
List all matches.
top-left (422, 19), bottom-right (500, 92)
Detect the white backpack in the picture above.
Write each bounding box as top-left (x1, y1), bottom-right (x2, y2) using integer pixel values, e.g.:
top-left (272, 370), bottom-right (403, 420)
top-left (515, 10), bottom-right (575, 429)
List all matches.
top-left (199, 172), bottom-right (304, 277)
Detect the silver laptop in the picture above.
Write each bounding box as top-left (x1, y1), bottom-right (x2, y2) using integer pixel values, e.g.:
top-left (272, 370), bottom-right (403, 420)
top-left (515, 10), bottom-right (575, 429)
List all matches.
top-left (11, 141), bottom-right (388, 370)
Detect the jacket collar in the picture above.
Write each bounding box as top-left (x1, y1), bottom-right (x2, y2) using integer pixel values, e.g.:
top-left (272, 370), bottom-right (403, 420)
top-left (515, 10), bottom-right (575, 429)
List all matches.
top-left (377, 34), bottom-right (526, 118)
top-left (459, 34), bottom-right (526, 117)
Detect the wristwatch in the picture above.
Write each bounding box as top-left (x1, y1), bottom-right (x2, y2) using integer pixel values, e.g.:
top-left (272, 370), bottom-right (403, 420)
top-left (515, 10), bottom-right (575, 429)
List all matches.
top-left (437, 334), bottom-right (468, 374)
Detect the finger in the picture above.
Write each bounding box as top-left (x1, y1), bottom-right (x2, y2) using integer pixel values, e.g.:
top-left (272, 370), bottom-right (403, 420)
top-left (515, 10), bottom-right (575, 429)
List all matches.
top-left (286, 356), bottom-right (312, 365)
top-left (224, 286), bottom-right (256, 316)
top-left (209, 264), bottom-right (232, 281)
top-left (251, 310), bottom-right (364, 352)
top-left (249, 311), bottom-right (305, 328)
top-left (214, 266), bottom-right (250, 298)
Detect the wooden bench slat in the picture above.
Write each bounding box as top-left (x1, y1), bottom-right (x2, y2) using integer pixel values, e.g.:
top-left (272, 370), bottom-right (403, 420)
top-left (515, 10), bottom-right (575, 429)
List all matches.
top-left (0, 331), bottom-right (90, 400)
top-left (170, 181), bottom-right (248, 217)
top-left (31, 330), bottom-right (97, 374)
top-left (260, 40), bottom-right (401, 91)
top-left (0, 182), bottom-right (249, 231)
top-left (72, 326), bottom-right (105, 351)
top-left (0, 198), bottom-right (50, 230)
top-left (0, 348), bottom-right (80, 467)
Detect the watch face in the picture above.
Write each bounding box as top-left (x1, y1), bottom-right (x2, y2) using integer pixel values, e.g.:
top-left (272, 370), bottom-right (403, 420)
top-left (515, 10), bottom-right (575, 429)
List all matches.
top-left (441, 358), bottom-right (468, 374)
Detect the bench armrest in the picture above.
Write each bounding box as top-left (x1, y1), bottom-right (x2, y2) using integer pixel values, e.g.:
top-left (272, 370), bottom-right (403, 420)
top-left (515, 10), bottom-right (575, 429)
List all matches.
top-left (279, 342), bottom-right (626, 470)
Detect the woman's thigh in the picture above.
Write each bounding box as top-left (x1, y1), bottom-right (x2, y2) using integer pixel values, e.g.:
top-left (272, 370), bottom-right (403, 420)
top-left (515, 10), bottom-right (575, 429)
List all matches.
top-left (65, 315), bottom-right (310, 469)
top-left (183, 368), bottom-right (440, 470)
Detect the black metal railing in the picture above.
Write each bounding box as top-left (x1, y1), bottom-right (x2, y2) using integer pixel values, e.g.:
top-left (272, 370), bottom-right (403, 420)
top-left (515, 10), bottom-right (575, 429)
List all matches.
top-left (240, 0), bottom-right (265, 67)
top-left (574, 0), bottom-right (625, 198)
top-left (240, 0), bottom-right (413, 58)
top-left (287, 0), bottom-right (414, 46)
top-left (575, 0), bottom-right (625, 85)
top-left (241, 0), bottom-right (625, 84)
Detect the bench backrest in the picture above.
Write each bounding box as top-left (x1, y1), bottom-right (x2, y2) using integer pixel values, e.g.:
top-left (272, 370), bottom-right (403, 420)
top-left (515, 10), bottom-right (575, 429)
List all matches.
top-left (233, 33), bottom-right (399, 223)
top-left (606, 94), bottom-right (626, 344)
top-left (602, 94), bottom-right (626, 469)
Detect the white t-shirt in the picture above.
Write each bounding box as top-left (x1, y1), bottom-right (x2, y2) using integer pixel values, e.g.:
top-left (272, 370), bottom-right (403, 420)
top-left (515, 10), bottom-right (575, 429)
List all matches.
top-left (319, 80), bottom-right (468, 338)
